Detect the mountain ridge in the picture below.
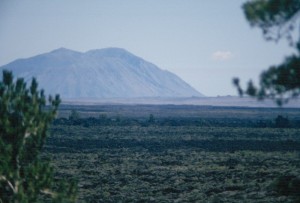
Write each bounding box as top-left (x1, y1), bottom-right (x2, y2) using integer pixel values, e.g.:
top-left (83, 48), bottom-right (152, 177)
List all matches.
top-left (0, 47), bottom-right (204, 99)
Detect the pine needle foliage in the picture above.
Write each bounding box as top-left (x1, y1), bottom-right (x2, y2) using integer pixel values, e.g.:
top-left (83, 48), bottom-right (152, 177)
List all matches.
top-left (0, 70), bottom-right (77, 203)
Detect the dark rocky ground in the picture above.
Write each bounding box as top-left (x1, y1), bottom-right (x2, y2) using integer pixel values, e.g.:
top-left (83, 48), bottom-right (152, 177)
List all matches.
top-left (45, 124), bottom-right (300, 202)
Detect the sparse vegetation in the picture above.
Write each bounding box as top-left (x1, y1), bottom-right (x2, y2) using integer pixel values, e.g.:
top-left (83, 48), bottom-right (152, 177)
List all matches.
top-left (45, 104), bottom-right (300, 202)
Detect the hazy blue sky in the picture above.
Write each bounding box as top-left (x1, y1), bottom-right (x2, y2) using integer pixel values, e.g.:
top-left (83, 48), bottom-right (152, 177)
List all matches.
top-left (0, 0), bottom-right (295, 96)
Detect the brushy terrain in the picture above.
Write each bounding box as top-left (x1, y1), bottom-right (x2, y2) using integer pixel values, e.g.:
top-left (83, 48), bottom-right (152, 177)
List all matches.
top-left (44, 105), bottom-right (300, 202)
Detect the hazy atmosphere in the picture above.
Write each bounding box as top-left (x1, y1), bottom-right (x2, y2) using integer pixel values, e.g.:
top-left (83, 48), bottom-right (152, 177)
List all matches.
top-left (0, 0), bottom-right (296, 96)
top-left (1, 1), bottom-right (300, 202)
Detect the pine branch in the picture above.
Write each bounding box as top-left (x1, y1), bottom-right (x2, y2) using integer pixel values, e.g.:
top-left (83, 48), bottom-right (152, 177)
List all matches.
top-left (0, 175), bottom-right (16, 193)
top-left (40, 188), bottom-right (58, 198)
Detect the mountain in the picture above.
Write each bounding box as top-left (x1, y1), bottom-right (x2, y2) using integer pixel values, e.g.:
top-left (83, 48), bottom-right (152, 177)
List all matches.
top-left (0, 48), bottom-right (203, 99)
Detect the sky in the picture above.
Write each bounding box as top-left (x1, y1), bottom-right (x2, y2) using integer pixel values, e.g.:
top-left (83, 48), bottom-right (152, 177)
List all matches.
top-left (0, 0), bottom-right (296, 96)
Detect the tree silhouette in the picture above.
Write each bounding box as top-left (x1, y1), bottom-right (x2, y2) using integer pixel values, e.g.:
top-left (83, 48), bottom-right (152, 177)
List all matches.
top-left (0, 70), bottom-right (77, 202)
top-left (234, 0), bottom-right (300, 105)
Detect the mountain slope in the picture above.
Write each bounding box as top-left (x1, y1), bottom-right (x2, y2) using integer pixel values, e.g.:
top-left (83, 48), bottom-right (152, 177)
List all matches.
top-left (0, 48), bottom-right (203, 99)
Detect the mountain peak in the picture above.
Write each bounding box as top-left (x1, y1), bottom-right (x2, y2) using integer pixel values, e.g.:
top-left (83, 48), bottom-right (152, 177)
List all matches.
top-left (49, 47), bottom-right (81, 55)
top-left (87, 47), bottom-right (129, 53)
top-left (51, 47), bottom-right (71, 52)
top-left (86, 47), bottom-right (135, 58)
top-left (0, 48), bottom-right (203, 99)
top-left (85, 47), bottom-right (143, 67)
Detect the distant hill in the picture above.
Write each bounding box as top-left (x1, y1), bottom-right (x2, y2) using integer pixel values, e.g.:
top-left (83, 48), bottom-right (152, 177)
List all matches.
top-left (0, 48), bottom-right (203, 99)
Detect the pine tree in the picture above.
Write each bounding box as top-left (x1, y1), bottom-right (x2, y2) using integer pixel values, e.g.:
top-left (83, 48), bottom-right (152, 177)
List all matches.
top-left (234, 0), bottom-right (300, 105)
top-left (0, 70), bottom-right (77, 202)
